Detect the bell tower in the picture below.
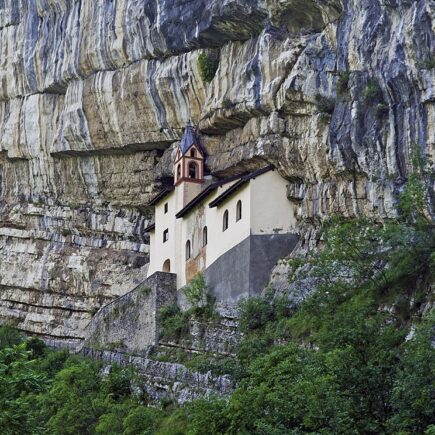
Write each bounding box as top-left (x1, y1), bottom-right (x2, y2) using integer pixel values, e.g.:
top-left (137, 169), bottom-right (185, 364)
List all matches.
top-left (175, 123), bottom-right (205, 208)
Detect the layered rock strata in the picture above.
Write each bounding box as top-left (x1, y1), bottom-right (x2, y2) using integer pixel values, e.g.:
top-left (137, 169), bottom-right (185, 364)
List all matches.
top-left (0, 0), bottom-right (433, 343)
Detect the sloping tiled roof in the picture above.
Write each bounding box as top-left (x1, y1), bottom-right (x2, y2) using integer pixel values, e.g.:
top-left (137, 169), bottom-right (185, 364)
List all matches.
top-left (175, 173), bottom-right (243, 219)
top-left (208, 165), bottom-right (274, 208)
top-left (175, 165), bottom-right (274, 218)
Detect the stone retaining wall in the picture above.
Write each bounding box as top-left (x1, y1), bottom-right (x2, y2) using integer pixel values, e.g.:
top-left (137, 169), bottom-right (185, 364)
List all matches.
top-left (84, 272), bottom-right (176, 354)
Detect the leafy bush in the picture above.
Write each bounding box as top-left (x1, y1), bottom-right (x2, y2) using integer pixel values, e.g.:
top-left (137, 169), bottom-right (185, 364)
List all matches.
top-left (42, 360), bottom-right (103, 434)
top-left (238, 294), bottom-right (293, 335)
top-left (314, 93), bottom-right (335, 123)
top-left (158, 303), bottom-right (189, 341)
top-left (336, 70), bottom-right (351, 96)
top-left (0, 325), bottom-right (22, 350)
top-left (123, 405), bottom-right (163, 435)
top-left (183, 273), bottom-right (217, 320)
top-left (238, 296), bottom-right (275, 333)
top-left (183, 273), bottom-right (208, 308)
top-left (101, 364), bottom-right (134, 400)
top-left (37, 348), bottom-right (70, 377)
top-left (314, 93), bottom-right (335, 114)
top-left (363, 78), bottom-right (383, 103)
top-left (198, 51), bottom-right (219, 83)
top-left (186, 397), bottom-right (229, 435)
top-left (25, 337), bottom-right (47, 358)
top-left (417, 56), bottom-right (435, 70)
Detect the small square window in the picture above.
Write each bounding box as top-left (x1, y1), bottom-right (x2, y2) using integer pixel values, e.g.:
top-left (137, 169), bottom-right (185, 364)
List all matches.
top-left (163, 229), bottom-right (169, 243)
top-left (164, 203), bottom-right (168, 213)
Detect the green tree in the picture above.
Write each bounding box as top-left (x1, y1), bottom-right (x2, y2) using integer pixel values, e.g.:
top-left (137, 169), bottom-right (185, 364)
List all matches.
top-left (0, 344), bottom-right (47, 435)
top-left (42, 359), bottom-right (103, 434)
top-left (389, 310), bottom-right (435, 433)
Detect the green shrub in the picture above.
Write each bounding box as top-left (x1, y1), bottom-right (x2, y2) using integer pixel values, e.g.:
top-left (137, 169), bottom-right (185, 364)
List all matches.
top-left (198, 51), bottom-right (219, 83)
top-left (183, 273), bottom-right (207, 308)
top-left (0, 325), bottom-right (22, 350)
top-left (102, 364), bottom-right (134, 400)
top-left (156, 408), bottom-right (189, 435)
top-left (183, 273), bottom-right (217, 320)
top-left (238, 296), bottom-right (275, 333)
top-left (123, 405), bottom-right (163, 435)
top-left (238, 295), bottom-right (293, 334)
top-left (42, 359), bottom-right (103, 435)
top-left (314, 93), bottom-right (335, 115)
top-left (25, 337), bottom-right (47, 358)
top-left (158, 303), bottom-right (189, 341)
top-left (314, 93), bottom-right (335, 123)
top-left (417, 57), bottom-right (435, 70)
top-left (37, 348), bottom-right (70, 378)
top-left (95, 403), bottom-right (127, 435)
top-left (362, 78), bottom-right (383, 103)
top-left (336, 70), bottom-right (351, 96)
top-left (186, 397), bottom-right (229, 435)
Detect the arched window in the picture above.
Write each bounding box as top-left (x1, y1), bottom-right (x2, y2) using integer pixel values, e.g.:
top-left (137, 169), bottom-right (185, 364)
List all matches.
top-left (190, 148), bottom-right (196, 158)
top-left (162, 259), bottom-right (171, 272)
top-left (203, 226), bottom-right (208, 247)
top-left (188, 162), bottom-right (197, 179)
top-left (223, 210), bottom-right (229, 231)
top-left (177, 164), bottom-right (181, 180)
top-left (186, 240), bottom-right (191, 260)
top-left (236, 200), bottom-right (242, 221)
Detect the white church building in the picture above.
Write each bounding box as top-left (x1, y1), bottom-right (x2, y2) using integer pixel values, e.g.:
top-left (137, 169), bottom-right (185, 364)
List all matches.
top-left (146, 125), bottom-right (299, 302)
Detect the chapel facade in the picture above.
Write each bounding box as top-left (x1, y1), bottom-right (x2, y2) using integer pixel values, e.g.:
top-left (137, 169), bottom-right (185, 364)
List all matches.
top-left (146, 124), bottom-right (299, 302)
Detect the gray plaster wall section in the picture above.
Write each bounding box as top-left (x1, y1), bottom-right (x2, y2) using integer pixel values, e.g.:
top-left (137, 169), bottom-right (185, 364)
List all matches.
top-left (204, 233), bottom-right (299, 303)
top-left (249, 234), bottom-right (299, 295)
top-left (204, 237), bottom-right (251, 302)
top-left (84, 272), bottom-right (176, 354)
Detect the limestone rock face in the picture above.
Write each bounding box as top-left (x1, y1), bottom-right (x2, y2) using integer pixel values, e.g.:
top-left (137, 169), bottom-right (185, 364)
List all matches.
top-left (0, 0), bottom-right (433, 343)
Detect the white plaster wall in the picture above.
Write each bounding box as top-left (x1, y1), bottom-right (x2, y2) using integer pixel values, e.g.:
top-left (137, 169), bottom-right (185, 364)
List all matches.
top-left (250, 170), bottom-right (296, 234)
top-left (148, 191), bottom-right (176, 275)
top-left (204, 182), bottom-right (251, 267)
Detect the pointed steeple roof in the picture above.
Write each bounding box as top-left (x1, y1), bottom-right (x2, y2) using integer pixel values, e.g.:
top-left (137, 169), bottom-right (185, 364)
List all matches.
top-left (179, 122), bottom-right (203, 156)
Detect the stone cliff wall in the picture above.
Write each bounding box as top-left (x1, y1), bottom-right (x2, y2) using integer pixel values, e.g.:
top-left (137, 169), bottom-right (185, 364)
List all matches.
top-left (0, 0), bottom-right (433, 342)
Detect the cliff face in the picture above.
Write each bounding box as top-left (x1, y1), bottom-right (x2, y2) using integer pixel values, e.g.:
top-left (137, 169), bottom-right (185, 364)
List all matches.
top-left (0, 0), bottom-right (433, 345)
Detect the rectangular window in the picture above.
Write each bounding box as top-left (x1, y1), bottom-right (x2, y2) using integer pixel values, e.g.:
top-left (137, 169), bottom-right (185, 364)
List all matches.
top-left (164, 203), bottom-right (168, 213)
top-left (163, 229), bottom-right (169, 243)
